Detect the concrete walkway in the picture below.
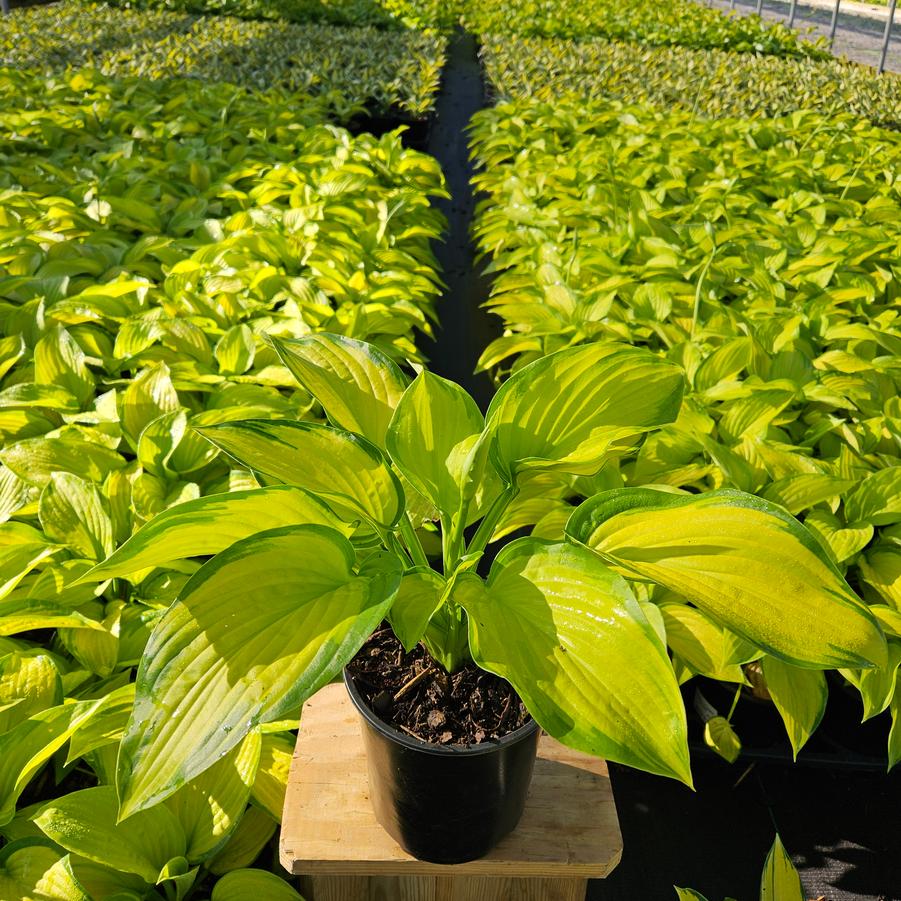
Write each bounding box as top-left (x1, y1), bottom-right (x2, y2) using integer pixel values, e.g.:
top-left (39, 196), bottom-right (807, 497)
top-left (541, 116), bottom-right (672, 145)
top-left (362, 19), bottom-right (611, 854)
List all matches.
top-left (701, 0), bottom-right (901, 72)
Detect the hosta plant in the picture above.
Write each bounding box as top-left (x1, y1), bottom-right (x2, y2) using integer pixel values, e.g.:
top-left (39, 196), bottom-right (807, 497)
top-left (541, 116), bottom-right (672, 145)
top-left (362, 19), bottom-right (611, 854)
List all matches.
top-left (677, 834), bottom-right (804, 901)
top-left (85, 335), bottom-right (886, 818)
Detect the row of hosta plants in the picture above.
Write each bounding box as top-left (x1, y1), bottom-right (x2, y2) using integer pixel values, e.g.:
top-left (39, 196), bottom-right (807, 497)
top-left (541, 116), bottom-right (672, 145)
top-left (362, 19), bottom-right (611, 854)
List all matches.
top-left (1, 2), bottom-right (447, 119)
top-left (99, 0), bottom-right (462, 30)
top-left (461, 0), bottom-right (827, 56)
top-left (469, 97), bottom-right (901, 764)
top-left (0, 59), bottom-right (447, 897)
top-left (481, 33), bottom-right (901, 132)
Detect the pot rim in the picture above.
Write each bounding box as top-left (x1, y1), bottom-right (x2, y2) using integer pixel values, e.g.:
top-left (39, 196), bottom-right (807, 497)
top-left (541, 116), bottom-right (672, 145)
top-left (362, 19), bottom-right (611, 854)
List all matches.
top-left (343, 668), bottom-right (539, 757)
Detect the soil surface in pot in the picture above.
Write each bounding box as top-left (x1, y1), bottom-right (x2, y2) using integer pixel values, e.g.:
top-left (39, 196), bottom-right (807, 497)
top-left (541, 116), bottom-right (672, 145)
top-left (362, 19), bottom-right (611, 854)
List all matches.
top-left (346, 626), bottom-right (530, 745)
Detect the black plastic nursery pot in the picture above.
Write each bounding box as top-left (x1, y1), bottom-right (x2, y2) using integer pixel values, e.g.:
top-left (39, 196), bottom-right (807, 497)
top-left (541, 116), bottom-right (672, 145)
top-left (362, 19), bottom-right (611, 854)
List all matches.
top-left (343, 669), bottom-right (540, 864)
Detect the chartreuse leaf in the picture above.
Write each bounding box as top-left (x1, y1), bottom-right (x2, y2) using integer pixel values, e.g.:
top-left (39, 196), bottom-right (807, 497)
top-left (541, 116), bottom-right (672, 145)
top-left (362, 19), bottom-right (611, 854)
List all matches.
top-left (387, 370), bottom-right (486, 518)
top-left (760, 835), bottom-right (803, 901)
top-left (64, 855), bottom-right (148, 900)
top-left (120, 364), bottom-right (181, 448)
top-left (117, 525), bottom-right (402, 818)
top-left (703, 717), bottom-right (741, 764)
top-left (0, 525), bottom-right (57, 601)
top-left (760, 657), bottom-right (827, 758)
top-left (674, 890), bottom-right (711, 901)
top-left (485, 345), bottom-right (684, 481)
top-left (212, 868), bottom-right (304, 901)
top-left (454, 539), bottom-right (692, 785)
top-left (34, 786), bottom-right (186, 884)
top-left (66, 684), bottom-right (135, 763)
top-left (659, 604), bottom-right (747, 683)
top-left (207, 808), bottom-right (277, 875)
top-left (0, 842), bottom-right (87, 901)
top-left (84, 487), bottom-right (350, 582)
top-left (0, 437), bottom-right (124, 488)
top-left (859, 547), bottom-right (901, 608)
top-left (197, 421), bottom-right (404, 529)
top-left (39, 473), bottom-right (113, 561)
top-left (872, 605), bottom-right (901, 638)
top-left (844, 467), bottom-right (901, 526)
top-left (0, 600), bottom-right (107, 637)
top-left (251, 732), bottom-right (293, 822)
top-left (567, 489), bottom-right (886, 669)
top-left (165, 731), bottom-right (262, 864)
top-left (0, 652), bottom-right (61, 733)
top-left (889, 669), bottom-right (901, 770)
top-left (215, 325), bottom-right (255, 376)
top-left (389, 568), bottom-right (445, 652)
top-left (270, 333), bottom-right (407, 446)
top-left (841, 642), bottom-right (901, 721)
top-left (34, 327), bottom-right (94, 409)
top-left (0, 698), bottom-right (106, 826)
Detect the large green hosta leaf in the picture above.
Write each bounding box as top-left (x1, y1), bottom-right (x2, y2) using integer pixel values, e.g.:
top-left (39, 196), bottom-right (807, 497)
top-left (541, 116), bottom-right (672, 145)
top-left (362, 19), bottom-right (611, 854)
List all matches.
top-left (165, 731), bottom-right (261, 864)
top-left (567, 489), bottom-right (886, 669)
top-left (117, 525), bottom-right (402, 818)
top-left (485, 344), bottom-right (684, 481)
top-left (0, 698), bottom-right (106, 826)
top-left (212, 868), bottom-right (304, 901)
top-left (270, 333), bottom-right (408, 447)
top-left (197, 421), bottom-right (404, 529)
top-left (84, 486), bottom-right (350, 582)
top-left (387, 370), bottom-right (490, 518)
top-left (0, 842), bottom-right (87, 901)
top-left (454, 539), bottom-right (692, 785)
top-left (34, 786), bottom-right (187, 885)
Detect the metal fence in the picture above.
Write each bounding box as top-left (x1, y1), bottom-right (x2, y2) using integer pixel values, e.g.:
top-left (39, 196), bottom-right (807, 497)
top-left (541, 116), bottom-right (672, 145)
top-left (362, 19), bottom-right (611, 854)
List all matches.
top-left (725, 0), bottom-right (897, 73)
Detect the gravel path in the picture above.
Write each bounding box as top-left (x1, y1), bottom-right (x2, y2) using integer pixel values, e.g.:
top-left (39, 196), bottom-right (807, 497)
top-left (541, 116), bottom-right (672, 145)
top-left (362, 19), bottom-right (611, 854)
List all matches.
top-left (700, 0), bottom-right (901, 72)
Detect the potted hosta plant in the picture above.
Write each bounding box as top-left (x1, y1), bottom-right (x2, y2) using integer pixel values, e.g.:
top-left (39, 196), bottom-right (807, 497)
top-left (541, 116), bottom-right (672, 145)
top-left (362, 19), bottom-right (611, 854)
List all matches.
top-left (86, 335), bottom-right (886, 863)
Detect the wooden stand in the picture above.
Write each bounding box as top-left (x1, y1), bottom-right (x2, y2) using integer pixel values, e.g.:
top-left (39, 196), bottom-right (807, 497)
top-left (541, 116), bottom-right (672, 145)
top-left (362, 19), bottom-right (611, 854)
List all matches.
top-left (280, 684), bottom-right (623, 901)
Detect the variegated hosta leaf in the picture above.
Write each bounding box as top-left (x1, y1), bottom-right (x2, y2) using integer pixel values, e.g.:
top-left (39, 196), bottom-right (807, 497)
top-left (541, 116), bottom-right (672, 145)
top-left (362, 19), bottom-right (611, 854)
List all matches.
top-left (567, 489), bottom-right (886, 669)
top-left (659, 604), bottom-right (749, 684)
top-left (0, 651), bottom-right (61, 733)
top-left (0, 843), bottom-right (87, 901)
top-left (39, 473), bottom-right (114, 562)
top-left (840, 641), bottom-right (901, 722)
top-left (197, 420), bottom-right (405, 529)
top-left (117, 525), bottom-right (402, 818)
top-left (760, 835), bottom-right (804, 901)
top-left (703, 716), bottom-right (741, 764)
top-left (251, 732), bottom-right (294, 823)
top-left (211, 868), bottom-right (304, 901)
top-left (270, 333), bottom-right (408, 447)
top-left (454, 539), bottom-right (692, 785)
top-left (207, 808), bottom-right (277, 876)
top-left (485, 344), bottom-right (684, 481)
top-left (844, 466), bottom-right (901, 526)
top-left (84, 486), bottom-right (350, 582)
top-left (164, 731), bottom-right (262, 864)
top-left (760, 656), bottom-right (827, 759)
top-left (388, 568), bottom-right (445, 652)
top-left (0, 698), bottom-right (106, 826)
top-left (34, 785), bottom-right (187, 885)
top-left (387, 370), bottom-right (497, 521)
top-left (66, 683), bottom-right (136, 763)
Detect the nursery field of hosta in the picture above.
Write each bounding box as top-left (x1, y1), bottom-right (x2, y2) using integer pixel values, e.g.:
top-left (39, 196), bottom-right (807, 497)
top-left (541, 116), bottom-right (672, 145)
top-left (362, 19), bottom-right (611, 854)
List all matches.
top-left (1, 0), bottom-right (900, 898)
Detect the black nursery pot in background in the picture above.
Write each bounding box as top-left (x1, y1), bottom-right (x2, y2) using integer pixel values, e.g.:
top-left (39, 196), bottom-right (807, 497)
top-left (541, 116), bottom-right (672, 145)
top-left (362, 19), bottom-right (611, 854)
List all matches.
top-left (344, 669), bottom-right (540, 864)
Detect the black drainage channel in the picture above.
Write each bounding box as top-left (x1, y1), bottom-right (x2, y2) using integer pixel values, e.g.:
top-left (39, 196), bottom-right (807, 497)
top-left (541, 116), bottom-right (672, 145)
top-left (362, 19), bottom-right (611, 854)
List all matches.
top-left (421, 28), bottom-right (499, 413)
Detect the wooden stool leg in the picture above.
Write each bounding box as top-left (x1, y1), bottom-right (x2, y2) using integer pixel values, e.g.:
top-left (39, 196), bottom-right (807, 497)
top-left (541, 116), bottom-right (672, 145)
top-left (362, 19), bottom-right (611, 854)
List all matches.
top-left (435, 876), bottom-right (587, 901)
top-left (298, 875), bottom-right (372, 900)
top-left (299, 875), bottom-right (587, 901)
top-left (299, 875), bottom-right (438, 900)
